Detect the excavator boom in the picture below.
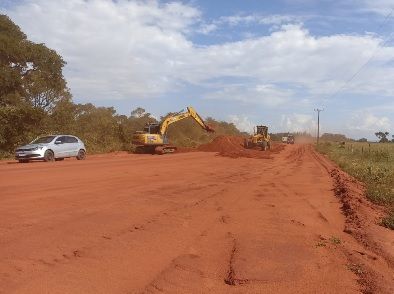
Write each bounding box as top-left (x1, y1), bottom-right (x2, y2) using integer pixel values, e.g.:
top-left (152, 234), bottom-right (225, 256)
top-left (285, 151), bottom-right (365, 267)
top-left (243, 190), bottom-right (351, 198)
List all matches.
top-left (132, 106), bottom-right (214, 154)
top-left (159, 107), bottom-right (214, 135)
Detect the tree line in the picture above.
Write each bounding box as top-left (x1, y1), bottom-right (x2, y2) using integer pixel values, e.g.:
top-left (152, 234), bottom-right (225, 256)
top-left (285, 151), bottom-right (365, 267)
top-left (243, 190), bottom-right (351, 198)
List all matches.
top-left (0, 15), bottom-right (243, 157)
top-left (375, 132), bottom-right (394, 143)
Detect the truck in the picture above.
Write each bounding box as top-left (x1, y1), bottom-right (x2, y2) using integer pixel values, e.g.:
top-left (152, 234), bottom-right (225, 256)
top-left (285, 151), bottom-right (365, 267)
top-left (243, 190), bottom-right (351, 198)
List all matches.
top-left (287, 134), bottom-right (295, 144)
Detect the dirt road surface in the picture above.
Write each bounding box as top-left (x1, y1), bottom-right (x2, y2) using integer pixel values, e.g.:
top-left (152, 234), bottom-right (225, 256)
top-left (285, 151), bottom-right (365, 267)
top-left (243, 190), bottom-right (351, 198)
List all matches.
top-left (0, 145), bottom-right (393, 293)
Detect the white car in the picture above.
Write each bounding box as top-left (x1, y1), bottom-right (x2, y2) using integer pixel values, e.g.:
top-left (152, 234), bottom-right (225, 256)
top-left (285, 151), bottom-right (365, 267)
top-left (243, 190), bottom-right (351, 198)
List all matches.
top-left (15, 135), bottom-right (86, 163)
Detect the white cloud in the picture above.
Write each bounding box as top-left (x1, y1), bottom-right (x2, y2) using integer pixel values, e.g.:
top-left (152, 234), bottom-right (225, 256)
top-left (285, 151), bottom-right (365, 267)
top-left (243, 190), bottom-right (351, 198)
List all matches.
top-left (5, 0), bottom-right (199, 100)
top-left (197, 23), bottom-right (217, 35)
top-left (228, 115), bottom-right (255, 133)
top-left (3, 0), bottom-right (394, 111)
top-left (348, 111), bottom-right (392, 131)
top-left (218, 14), bottom-right (301, 27)
top-left (281, 113), bottom-right (317, 133)
top-left (197, 13), bottom-right (301, 35)
top-left (204, 83), bottom-right (290, 107)
top-left (356, 0), bottom-right (394, 15)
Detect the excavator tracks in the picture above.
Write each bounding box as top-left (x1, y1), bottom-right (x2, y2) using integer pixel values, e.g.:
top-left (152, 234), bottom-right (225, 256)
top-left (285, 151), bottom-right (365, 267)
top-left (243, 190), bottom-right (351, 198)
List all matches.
top-left (155, 146), bottom-right (177, 155)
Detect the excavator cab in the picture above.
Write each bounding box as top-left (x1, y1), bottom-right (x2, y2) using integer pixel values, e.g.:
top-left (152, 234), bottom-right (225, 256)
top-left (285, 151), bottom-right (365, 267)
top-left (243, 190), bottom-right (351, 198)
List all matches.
top-left (132, 106), bottom-right (214, 155)
top-left (143, 123), bottom-right (161, 134)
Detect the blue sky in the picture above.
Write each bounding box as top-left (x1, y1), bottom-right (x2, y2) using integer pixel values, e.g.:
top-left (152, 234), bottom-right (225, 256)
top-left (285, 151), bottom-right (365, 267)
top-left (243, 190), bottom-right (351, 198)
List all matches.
top-left (2, 0), bottom-right (394, 139)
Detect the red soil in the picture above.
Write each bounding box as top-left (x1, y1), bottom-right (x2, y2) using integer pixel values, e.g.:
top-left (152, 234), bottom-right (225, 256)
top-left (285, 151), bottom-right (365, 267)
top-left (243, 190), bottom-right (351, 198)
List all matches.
top-left (0, 144), bottom-right (392, 293)
top-left (197, 135), bottom-right (285, 158)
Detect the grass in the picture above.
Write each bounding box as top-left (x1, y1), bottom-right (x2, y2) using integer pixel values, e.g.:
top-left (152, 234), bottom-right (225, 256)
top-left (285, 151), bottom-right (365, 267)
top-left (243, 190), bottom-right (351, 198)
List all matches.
top-left (329, 236), bottom-right (341, 245)
top-left (317, 142), bottom-right (394, 230)
top-left (347, 263), bottom-right (364, 275)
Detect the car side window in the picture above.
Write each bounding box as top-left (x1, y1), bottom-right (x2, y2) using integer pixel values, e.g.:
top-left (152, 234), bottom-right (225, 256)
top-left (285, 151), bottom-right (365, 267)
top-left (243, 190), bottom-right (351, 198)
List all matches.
top-left (66, 136), bottom-right (78, 143)
top-left (57, 136), bottom-right (67, 143)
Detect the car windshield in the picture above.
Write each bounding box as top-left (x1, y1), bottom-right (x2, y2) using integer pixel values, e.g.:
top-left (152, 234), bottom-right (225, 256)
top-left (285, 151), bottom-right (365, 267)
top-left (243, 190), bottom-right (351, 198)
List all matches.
top-left (30, 136), bottom-right (56, 144)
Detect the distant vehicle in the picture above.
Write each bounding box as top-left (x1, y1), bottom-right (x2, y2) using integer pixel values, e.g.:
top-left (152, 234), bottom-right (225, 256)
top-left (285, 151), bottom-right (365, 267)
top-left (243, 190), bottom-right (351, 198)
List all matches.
top-left (287, 134), bottom-right (295, 144)
top-left (282, 136), bottom-right (288, 143)
top-left (15, 135), bottom-right (86, 163)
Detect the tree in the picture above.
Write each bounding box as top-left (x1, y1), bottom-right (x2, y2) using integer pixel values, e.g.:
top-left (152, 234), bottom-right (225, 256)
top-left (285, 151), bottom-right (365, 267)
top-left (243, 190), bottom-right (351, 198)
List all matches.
top-left (131, 107), bottom-right (149, 118)
top-left (0, 14), bottom-right (70, 152)
top-left (375, 131), bottom-right (389, 143)
top-left (320, 133), bottom-right (349, 142)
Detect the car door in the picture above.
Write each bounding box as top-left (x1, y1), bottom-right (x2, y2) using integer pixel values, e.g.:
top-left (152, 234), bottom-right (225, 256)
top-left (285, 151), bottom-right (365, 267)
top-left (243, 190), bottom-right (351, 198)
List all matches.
top-left (65, 136), bottom-right (79, 157)
top-left (52, 136), bottom-right (69, 158)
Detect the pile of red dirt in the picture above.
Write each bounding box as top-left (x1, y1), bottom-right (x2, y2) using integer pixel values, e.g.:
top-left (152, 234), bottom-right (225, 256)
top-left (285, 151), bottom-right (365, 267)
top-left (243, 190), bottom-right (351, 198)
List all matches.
top-left (197, 136), bottom-right (284, 159)
top-left (197, 136), bottom-right (244, 153)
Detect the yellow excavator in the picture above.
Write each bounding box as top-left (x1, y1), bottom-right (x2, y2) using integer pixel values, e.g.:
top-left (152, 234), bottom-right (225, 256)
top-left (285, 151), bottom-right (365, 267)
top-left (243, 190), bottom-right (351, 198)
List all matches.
top-left (132, 106), bottom-right (214, 154)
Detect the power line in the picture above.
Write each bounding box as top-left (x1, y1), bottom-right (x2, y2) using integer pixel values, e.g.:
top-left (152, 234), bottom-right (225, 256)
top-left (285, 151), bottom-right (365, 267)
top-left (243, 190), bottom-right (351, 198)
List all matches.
top-left (325, 8), bottom-right (394, 100)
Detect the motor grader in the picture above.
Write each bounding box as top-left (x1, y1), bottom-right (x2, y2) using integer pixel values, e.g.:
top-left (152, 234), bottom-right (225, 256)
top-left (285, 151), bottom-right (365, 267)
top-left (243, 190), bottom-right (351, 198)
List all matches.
top-left (132, 106), bottom-right (214, 154)
top-left (244, 125), bottom-right (271, 151)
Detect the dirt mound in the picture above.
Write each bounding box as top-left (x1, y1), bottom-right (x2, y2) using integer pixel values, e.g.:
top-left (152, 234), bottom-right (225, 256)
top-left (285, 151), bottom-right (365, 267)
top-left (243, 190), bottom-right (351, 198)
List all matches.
top-left (197, 136), bottom-right (244, 153)
top-left (197, 136), bottom-right (284, 159)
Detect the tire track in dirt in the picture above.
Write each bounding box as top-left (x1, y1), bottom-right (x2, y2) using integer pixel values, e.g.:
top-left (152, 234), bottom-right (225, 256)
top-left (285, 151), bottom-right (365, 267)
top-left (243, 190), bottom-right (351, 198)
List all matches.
top-left (0, 146), bottom-right (392, 293)
top-left (310, 145), bottom-right (394, 293)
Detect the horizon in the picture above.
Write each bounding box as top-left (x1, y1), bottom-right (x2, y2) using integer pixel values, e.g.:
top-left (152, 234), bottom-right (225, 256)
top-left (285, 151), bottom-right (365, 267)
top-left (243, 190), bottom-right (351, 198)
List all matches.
top-left (1, 0), bottom-right (394, 140)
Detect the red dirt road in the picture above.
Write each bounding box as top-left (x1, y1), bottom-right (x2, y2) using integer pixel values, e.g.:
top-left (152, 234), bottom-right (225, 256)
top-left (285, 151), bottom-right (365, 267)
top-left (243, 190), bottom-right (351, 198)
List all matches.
top-left (0, 145), bottom-right (393, 293)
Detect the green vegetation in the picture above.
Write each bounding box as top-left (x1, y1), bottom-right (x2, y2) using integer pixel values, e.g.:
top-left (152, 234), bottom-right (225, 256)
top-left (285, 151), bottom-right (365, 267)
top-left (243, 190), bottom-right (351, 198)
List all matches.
top-left (0, 15), bottom-right (242, 157)
top-left (317, 141), bottom-right (394, 229)
top-left (347, 263), bottom-right (364, 275)
top-left (329, 236), bottom-right (341, 245)
top-left (165, 114), bottom-right (244, 148)
top-left (0, 14), bottom-right (70, 155)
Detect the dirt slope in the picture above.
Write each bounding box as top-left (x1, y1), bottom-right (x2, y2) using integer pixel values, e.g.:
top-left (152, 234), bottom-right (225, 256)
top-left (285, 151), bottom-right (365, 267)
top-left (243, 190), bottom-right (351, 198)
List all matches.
top-left (0, 144), bottom-right (392, 293)
top-left (197, 135), bottom-right (284, 158)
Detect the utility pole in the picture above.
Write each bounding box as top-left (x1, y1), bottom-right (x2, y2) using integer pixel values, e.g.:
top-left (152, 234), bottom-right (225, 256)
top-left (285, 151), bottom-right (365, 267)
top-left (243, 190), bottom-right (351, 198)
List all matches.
top-left (314, 108), bottom-right (324, 145)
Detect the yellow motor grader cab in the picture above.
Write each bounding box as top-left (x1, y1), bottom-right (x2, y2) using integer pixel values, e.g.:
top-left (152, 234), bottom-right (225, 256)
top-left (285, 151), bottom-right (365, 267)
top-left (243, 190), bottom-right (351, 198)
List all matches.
top-left (244, 125), bottom-right (271, 151)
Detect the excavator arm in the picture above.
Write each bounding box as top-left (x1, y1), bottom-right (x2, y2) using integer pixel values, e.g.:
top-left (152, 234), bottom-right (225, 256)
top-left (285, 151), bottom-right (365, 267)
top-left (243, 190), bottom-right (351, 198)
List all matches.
top-left (159, 107), bottom-right (214, 135)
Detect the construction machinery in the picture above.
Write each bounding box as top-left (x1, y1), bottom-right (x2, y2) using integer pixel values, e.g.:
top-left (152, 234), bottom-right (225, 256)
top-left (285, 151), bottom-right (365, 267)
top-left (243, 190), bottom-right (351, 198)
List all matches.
top-left (287, 134), bottom-right (295, 144)
top-left (282, 133), bottom-right (295, 144)
top-left (132, 106), bottom-right (214, 154)
top-left (244, 125), bottom-right (271, 151)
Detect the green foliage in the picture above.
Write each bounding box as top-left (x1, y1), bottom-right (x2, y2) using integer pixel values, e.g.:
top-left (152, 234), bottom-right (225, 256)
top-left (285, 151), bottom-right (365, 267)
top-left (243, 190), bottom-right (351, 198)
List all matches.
top-left (0, 15), bottom-right (242, 156)
top-left (329, 236), bottom-right (341, 245)
top-left (0, 14), bottom-right (70, 153)
top-left (320, 133), bottom-right (351, 142)
top-left (163, 115), bottom-right (243, 148)
top-left (375, 131), bottom-right (390, 143)
top-left (381, 211), bottom-right (394, 230)
top-left (317, 142), bottom-right (394, 229)
top-left (48, 103), bottom-right (158, 153)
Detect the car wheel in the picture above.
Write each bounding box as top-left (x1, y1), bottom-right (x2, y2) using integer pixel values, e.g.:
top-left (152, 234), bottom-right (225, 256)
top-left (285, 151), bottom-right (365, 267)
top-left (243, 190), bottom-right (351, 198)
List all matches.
top-left (76, 149), bottom-right (86, 160)
top-left (18, 159), bottom-right (29, 163)
top-left (44, 150), bottom-right (55, 162)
